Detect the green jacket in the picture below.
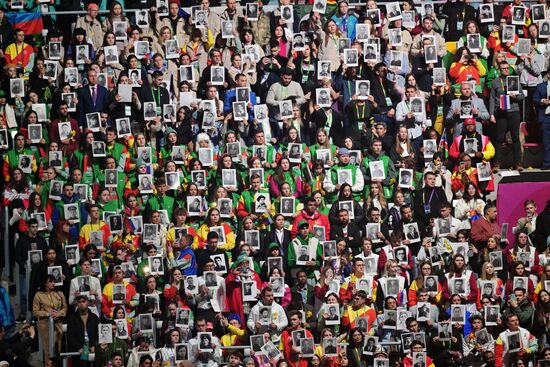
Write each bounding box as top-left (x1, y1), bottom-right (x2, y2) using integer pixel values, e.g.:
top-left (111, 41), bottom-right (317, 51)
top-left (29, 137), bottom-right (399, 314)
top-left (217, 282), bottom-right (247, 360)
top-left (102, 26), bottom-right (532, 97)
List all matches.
top-left (360, 152), bottom-right (397, 199)
top-left (288, 235), bottom-right (322, 278)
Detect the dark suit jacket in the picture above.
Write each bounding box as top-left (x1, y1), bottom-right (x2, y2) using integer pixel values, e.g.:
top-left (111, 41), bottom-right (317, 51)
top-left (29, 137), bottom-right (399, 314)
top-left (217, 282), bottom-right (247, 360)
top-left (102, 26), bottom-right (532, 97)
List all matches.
top-left (264, 228), bottom-right (291, 258)
top-left (78, 84), bottom-right (109, 127)
top-left (330, 223), bottom-right (362, 252)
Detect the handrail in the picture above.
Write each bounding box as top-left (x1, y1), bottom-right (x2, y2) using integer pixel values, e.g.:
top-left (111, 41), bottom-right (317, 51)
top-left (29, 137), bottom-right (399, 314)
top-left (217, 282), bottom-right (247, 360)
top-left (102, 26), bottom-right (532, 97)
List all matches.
top-left (3, 207), bottom-right (8, 279)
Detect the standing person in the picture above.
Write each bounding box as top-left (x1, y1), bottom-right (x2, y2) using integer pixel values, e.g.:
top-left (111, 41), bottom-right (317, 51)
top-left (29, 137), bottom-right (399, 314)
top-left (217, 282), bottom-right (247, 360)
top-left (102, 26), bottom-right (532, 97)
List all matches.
top-left (4, 28), bottom-right (35, 77)
top-left (14, 218), bottom-right (47, 321)
top-left (494, 314), bottom-right (537, 367)
top-left (67, 295), bottom-right (100, 367)
top-left (279, 310), bottom-right (314, 367)
top-left (48, 102), bottom-right (81, 155)
top-left (488, 61), bottom-right (524, 172)
top-left (533, 67), bottom-right (550, 170)
top-left (32, 275), bottom-right (68, 366)
top-left (471, 203), bottom-right (501, 248)
top-left (78, 69), bottom-right (109, 128)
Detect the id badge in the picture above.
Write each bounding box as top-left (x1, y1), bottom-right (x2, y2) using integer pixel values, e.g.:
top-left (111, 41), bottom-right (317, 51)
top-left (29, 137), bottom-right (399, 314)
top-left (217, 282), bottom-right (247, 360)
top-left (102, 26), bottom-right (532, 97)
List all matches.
top-left (156, 106), bottom-right (161, 116)
top-left (385, 97), bottom-right (392, 106)
top-left (125, 106), bottom-right (131, 116)
top-left (437, 105), bottom-right (443, 116)
top-left (424, 204), bottom-right (431, 214)
top-left (301, 74), bottom-right (308, 83)
top-left (457, 21), bottom-right (463, 31)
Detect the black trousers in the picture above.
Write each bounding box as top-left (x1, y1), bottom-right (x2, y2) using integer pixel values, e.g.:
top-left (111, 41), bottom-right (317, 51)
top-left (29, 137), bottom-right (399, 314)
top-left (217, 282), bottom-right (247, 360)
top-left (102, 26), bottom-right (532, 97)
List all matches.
top-left (492, 110), bottom-right (522, 165)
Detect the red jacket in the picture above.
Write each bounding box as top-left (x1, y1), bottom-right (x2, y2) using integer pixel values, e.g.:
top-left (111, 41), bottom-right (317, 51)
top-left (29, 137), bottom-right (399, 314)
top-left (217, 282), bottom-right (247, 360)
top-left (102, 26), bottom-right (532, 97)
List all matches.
top-left (280, 328), bottom-right (314, 367)
top-left (470, 216), bottom-right (500, 246)
top-left (291, 210), bottom-right (330, 239)
top-left (225, 271), bottom-right (262, 323)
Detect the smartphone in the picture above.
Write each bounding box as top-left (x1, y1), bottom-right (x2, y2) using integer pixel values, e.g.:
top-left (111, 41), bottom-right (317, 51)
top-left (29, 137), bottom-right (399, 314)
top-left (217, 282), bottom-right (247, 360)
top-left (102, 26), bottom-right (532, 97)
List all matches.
top-left (510, 294), bottom-right (517, 302)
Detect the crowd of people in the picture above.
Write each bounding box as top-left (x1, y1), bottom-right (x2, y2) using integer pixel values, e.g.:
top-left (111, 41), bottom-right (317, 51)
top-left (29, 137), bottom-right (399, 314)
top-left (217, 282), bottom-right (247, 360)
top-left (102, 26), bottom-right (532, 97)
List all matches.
top-left (1, 0), bottom-right (550, 366)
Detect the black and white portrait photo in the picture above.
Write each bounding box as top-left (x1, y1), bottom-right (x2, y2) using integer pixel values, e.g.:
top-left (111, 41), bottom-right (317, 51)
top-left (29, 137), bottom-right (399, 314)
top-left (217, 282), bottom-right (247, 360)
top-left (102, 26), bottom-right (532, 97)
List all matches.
top-left (424, 45), bottom-right (437, 64)
top-left (98, 324), bottom-right (112, 344)
top-left (450, 304), bottom-right (466, 324)
top-left (113, 21), bottom-right (127, 40)
top-left (232, 101), bottom-right (248, 121)
top-left (242, 280), bottom-right (257, 301)
top-left (460, 100), bottom-right (473, 119)
top-left (198, 148), bottom-right (213, 167)
top-left (279, 100), bottom-right (294, 119)
top-left (148, 256), bottom-right (164, 276)
top-left (104, 45), bottom-right (119, 65)
top-left (75, 44), bottom-right (89, 64)
top-left (292, 32), bottom-right (305, 51)
top-left (211, 66), bottom-right (225, 85)
top-left (115, 319), bottom-right (128, 339)
top-left (211, 254), bottom-right (227, 274)
top-left (316, 88), bottom-right (331, 108)
top-left (467, 33), bottom-right (481, 53)
top-left (64, 203), bottom-right (80, 223)
top-left (191, 170), bottom-right (207, 189)
top-left (399, 168), bottom-right (414, 188)
top-left (512, 6), bottom-right (526, 25)
top-left (479, 4), bottom-right (494, 23)
top-left (108, 214), bottom-right (123, 233)
top-left (139, 313), bottom-right (154, 333)
top-left (403, 222), bottom-right (420, 243)
top-left (344, 48), bottom-right (358, 67)
top-left (318, 60), bottom-right (331, 79)
top-left (48, 265), bottom-right (63, 286)
top-left (507, 75), bottom-right (520, 94)
top-left (477, 162), bottom-right (492, 182)
top-left (165, 39), bottom-right (179, 59)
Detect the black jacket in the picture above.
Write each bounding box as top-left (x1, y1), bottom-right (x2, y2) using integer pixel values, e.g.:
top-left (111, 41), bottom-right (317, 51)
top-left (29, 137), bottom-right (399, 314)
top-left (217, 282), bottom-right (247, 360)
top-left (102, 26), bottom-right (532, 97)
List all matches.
top-left (67, 310), bottom-right (100, 352)
top-left (330, 223), bottom-right (362, 253)
top-left (14, 234), bottom-right (48, 275)
top-left (535, 202), bottom-right (550, 252)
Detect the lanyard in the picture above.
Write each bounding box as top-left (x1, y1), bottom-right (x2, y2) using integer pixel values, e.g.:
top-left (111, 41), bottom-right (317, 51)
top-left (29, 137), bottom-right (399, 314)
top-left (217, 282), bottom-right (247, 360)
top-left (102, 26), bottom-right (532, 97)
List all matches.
top-left (425, 188), bottom-right (436, 205)
top-left (355, 103), bottom-right (366, 120)
top-left (151, 87), bottom-right (161, 107)
top-left (281, 86), bottom-right (288, 99)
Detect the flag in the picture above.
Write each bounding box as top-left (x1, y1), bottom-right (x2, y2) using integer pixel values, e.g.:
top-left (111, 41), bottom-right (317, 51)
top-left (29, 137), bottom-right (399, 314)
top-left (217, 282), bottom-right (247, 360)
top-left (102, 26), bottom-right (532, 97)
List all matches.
top-left (439, 128), bottom-right (449, 158)
top-left (500, 95), bottom-right (510, 110)
top-left (6, 12), bottom-right (43, 35)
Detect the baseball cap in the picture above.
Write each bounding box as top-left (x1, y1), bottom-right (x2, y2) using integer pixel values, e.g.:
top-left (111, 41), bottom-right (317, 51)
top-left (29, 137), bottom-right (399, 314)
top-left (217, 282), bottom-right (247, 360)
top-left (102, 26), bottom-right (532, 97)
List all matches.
top-left (298, 220), bottom-right (309, 228)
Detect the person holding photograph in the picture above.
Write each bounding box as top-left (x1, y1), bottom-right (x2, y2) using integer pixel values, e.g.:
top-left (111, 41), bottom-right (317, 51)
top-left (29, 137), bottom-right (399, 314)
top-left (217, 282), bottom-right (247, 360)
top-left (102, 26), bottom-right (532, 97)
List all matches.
top-left (196, 208), bottom-right (235, 251)
top-left (323, 148), bottom-right (364, 201)
top-left (280, 310), bottom-right (315, 365)
top-left (101, 265), bottom-right (138, 319)
top-left (288, 221), bottom-right (322, 278)
top-left (5, 29), bottom-right (35, 77)
top-left (32, 275), bottom-right (68, 365)
top-left (488, 60), bottom-right (524, 172)
top-left (494, 314), bottom-right (537, 367)
top-left (448, 46), bottom-right (485, 92)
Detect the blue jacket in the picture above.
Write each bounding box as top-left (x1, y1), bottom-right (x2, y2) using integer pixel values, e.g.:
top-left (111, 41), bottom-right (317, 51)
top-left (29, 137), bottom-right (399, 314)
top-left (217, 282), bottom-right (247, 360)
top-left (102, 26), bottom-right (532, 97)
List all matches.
top-left (331, 14), bottom-right (358, 41)
top-left (223, 89), bottom-right (257, 124)
top-left (0, 286), bottom-right (15, 328)
top-left (533, 81), bottom-right (550, 124)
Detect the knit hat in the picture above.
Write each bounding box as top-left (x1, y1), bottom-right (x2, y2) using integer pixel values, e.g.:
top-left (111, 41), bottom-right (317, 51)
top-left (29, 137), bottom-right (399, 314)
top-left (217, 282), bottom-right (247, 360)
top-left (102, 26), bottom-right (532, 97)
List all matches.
top-left (338, 147), bottom-right (350, 155)
top-left (231, 253), bottom-right (249, 269)
top-left (135, 158), bottom-right (146, 168)
top-left (227, 313), bottom-right (242, 324)
top-left (165, 127), bottom-right (177, 137)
